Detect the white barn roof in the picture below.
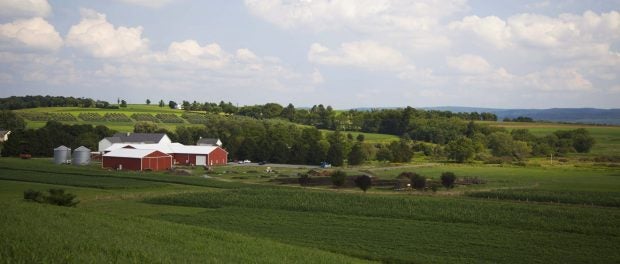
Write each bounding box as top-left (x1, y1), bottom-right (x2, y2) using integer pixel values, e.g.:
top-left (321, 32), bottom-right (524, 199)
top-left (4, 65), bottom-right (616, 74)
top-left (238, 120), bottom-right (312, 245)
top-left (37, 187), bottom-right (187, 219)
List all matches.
top-left (103, 149), bottom-right (166, 158)
top-left (104, 143), bottom-right (221, 155)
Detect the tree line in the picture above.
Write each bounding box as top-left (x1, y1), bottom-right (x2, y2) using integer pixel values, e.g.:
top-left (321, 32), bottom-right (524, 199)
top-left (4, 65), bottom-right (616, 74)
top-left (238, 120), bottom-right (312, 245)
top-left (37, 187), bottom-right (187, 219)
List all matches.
top-left (0, 95), bottom-right (123, 110)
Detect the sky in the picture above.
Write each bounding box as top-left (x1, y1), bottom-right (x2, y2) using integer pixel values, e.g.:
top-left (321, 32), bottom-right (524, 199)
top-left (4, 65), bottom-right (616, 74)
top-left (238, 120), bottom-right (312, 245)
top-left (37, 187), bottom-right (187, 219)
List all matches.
top-left (0, 0), bottom-right (619, 109)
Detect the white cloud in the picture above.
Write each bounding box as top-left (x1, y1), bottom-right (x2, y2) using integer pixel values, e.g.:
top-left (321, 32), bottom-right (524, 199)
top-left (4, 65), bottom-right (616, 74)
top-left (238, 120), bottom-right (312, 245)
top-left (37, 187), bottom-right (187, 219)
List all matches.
top-left (66, 9), bottom-right (149, 58)
top-left (235, 48), bottom-right (258, 61)
top-left (245, 0), bottom-right (467, 31)
top-left (246, 0), bottom-right (462, 51)
top-left (311, 69), bottom-right (324, 84)
top-left (164, 40), bottom-right (230, 69)
top-left (115, 0), bottom-right (174, 8)
top-left (523, 68), bottom-right (593, 91)
top-left (0, 0), bottom-right (51, 18)
top-left (0, 17), bottom-right (62, 50)
top-left (451, 11), bottom-right (620, 52)
top-left (449, 15), bottom-right (512, 49)
top-left (308, 41), bottom-right (407, 70)
top-left (446, 54), bottom-right (492, 74)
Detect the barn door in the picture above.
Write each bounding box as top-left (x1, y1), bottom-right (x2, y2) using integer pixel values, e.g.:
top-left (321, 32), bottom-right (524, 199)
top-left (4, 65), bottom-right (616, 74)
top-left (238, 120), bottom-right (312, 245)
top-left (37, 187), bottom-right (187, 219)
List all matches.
top-left (195, 155), bottom-right (206, 166)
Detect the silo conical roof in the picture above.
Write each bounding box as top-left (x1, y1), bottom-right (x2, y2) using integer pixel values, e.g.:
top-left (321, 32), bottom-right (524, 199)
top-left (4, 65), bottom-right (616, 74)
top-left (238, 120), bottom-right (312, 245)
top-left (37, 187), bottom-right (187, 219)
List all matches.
top-left (54, 145), bottom-right (70, 150)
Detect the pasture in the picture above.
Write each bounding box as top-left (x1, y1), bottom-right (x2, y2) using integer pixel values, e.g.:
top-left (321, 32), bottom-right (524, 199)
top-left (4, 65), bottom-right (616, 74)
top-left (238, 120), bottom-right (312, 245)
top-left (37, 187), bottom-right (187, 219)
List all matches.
top-left (486, 121), bottom-right (620, 156)
top-left (0, 158), bottom-right (619, 263)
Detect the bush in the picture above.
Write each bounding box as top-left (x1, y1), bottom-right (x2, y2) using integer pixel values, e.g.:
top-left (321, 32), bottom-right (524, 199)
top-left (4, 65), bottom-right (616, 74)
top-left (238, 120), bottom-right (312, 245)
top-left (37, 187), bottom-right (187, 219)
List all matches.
top-left (23, 189), bottom-right (79, 207)
top-left (440, 172), bottom-right (456, 189)
top-left (23, 189), bottom-right (44, 202)
top-left (331, 170), bottom-right (347, 188)
top-left (410, 174), bottom-right (426, 191)
top-left (428, 181), bottom-right (440, 192)
top-left (298, 173), bottom-right (310, 186)
top-left (46, 189), bottom-right (79, 207)
top-left (354, 175), bottom-right (372, 192)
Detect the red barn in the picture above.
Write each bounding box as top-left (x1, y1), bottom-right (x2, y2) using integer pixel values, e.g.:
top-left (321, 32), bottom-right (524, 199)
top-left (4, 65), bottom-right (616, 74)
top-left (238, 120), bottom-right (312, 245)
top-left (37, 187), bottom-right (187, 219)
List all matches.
top-left (102, 149), bottom-right (172, 171)
top-left (171, 145), bottom-right (228, 166)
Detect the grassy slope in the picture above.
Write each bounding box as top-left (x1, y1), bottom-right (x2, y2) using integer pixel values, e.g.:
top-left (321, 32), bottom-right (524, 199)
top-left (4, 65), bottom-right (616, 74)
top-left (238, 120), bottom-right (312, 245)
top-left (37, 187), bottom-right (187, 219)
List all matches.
top-left (485, 121), bottom-right (620, 156)
top-left (16, 105), bottom-right (203, 132)
top-left (1, 158), bottom-right (619, 263)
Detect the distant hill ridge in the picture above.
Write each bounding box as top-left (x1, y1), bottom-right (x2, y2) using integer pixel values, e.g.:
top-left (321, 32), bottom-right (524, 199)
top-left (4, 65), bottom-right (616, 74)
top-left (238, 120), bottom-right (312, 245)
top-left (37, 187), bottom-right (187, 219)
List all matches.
top-left (350, 106), bottom-right (620, 125)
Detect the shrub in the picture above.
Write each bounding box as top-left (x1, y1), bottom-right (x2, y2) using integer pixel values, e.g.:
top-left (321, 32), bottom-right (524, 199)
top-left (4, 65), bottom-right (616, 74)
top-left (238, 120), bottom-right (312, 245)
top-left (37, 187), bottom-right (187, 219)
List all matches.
top-left (45, 189), bottom-right (79, 207)
top-left (331, 170), bottom-right (347, 188)
top-left (428, 181), bottom-right (440, 192)
top-left (440, 172), bottom-right (456, 189)
top-left (354, 175), bottom-right (372, 192)
top-left (23, 189), bottom-right (44, 202)
top-left (23, 189), bottom-right (79, 207)
top-left (298, 173), bottom-right (310, 186)
top-left (410, 174), bottom-right (426, 191)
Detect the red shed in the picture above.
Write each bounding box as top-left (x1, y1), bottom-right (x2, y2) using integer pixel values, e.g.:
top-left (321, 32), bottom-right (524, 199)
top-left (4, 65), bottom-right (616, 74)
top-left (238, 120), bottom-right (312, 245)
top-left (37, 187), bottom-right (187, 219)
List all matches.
top-left (170, 145), bottom-right (228, 166)
top-left (102, 149), bottom-right (172, 171)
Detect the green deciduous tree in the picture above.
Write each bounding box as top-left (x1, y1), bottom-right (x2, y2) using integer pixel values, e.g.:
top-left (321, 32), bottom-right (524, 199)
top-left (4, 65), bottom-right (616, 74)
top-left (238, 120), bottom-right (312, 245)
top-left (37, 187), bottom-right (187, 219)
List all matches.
top-left (440, 172), bottom-right (457, 189)
top-left (445, 136), bottom-right (475, 163)
top-left (331, 170), bottom-right (347, 187)
top-left (0, 110), bottom-right (26, 130)
top-left (327, 130), bottom-right (345, 166)
top-left (354, 175), bottom-right (372, 192)
top-left (134, 122), bottom-right (159, 133)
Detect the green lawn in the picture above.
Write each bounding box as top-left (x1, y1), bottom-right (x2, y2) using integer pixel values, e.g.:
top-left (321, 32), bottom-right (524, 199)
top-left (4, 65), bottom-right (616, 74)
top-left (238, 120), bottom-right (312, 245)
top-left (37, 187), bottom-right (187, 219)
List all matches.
top-left (1, 158), bottom-right (619, 263)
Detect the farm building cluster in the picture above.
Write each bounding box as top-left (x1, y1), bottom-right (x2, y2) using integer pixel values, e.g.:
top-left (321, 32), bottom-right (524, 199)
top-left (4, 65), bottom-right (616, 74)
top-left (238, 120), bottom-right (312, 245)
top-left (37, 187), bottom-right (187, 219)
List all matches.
top-left (53, 133), bottom-right (228, 172)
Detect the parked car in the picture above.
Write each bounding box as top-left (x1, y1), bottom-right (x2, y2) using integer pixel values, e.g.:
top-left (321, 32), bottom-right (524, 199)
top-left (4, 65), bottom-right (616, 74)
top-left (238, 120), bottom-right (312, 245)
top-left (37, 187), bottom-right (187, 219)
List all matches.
top-left (320, 161), bottom-right (331, 168)
top-left (243, 159), bottom-right (251, 163)
top-left (258, 161), bottom-right (268, 165)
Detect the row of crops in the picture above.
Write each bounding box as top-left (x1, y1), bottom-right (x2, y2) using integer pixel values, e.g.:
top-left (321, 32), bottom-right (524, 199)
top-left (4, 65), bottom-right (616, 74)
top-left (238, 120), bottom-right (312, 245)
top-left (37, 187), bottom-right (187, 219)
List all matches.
top-left (18, 112), bottom-right (210, 124)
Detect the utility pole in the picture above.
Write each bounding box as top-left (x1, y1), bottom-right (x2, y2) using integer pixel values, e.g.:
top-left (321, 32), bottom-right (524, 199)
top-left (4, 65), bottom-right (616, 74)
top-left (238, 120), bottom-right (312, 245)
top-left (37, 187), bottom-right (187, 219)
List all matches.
top-left (550, 153), bottom-right (553, 165)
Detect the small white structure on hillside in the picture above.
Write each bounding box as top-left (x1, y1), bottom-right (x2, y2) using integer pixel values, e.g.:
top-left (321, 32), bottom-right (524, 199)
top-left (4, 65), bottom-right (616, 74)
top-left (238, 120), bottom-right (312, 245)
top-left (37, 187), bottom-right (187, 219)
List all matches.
top-left (197, 138), bottom-right (222, 147)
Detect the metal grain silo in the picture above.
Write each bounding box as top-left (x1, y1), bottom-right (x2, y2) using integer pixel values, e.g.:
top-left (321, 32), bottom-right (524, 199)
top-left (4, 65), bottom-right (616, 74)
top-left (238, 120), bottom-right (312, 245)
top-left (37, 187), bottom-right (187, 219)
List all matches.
top-left (53, 145), bottom-right (71, 164)
top-left (72, 146), bottom-right (91, 165)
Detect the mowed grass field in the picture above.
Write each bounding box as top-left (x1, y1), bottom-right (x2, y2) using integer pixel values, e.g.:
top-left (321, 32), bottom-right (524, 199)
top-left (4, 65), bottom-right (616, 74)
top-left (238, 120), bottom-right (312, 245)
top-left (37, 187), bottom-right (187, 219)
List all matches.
top-left (1, 158), bottom-right (619, 263)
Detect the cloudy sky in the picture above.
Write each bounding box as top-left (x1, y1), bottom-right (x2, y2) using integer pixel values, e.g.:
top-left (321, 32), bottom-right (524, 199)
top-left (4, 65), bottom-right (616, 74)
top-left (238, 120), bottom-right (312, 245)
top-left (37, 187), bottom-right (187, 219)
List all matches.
top-left (0, 0), bottom-right (619, 109)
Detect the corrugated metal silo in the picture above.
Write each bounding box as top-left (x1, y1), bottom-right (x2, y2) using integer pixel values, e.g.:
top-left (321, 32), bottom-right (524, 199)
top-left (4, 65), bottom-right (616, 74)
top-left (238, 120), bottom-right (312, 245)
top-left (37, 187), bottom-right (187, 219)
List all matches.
top-left (72, 146), bottom-right (91, 165)
top-left (53, 145), bottom-right (71, 164)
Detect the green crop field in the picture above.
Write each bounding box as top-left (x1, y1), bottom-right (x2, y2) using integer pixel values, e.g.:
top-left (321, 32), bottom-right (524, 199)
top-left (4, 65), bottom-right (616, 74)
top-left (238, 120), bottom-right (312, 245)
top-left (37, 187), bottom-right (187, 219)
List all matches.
top-left (14, 105), bottom-right (205, 132)
top-left (1, 158), bottom-right (619, 263)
